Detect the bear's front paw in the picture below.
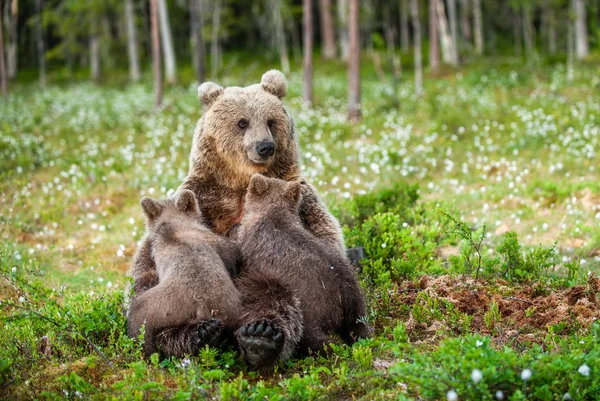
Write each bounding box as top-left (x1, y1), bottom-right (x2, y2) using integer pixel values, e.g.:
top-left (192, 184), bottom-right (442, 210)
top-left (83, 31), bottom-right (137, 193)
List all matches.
top-left (237, 319), bottom-right (284, 369)
top-left (196, 319), bottom-right (224, 348)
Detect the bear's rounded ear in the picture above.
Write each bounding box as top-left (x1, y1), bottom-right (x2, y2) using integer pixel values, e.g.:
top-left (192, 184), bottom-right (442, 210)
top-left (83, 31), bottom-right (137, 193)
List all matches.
top-left (140, 197), bottom-right (162, 220)
top-left (198, 82), bottom-right (224, 109)
top-left (261, 70), bottom-right (287, 99)
top-left (248, 174), bottom-right (269, 197)
top-left (284, 182), bottom-right (302, 208)
top-left (175, 189), bottom-right (199, 215)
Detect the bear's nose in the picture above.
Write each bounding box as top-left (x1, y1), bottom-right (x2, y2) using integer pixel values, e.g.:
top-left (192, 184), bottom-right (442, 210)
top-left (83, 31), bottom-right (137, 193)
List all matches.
top-left (256, 141), bottom-right (275, 159)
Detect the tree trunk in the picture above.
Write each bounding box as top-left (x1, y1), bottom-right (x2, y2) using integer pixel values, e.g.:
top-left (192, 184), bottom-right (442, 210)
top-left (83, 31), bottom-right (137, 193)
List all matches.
top-left (573, 0), bottom-right (589, 59)
top-left (90, 16), bottom-right (100, 82)
top-left (472, 0), bottom-right (483, 55)
top-left (347, 0), bottom-right (360, 121)
top-left (210, 0), bottom-right (222, 78)
top-left (190, 0), bottom-right (205, 83)
top-left (150, 0), bottom-right (162, 107)
top-left (5, 0), bottom-right (17, 79)
top-left (435, 0), bottom-right (457, 66)
top-left (303, 0), bottom-right (313, 105)
top-left (270, 0), bottom-right (290, 73)
top-left (35, 0), bottom-right (45, 88)
top-left (337, 0), bottom-right (348, 60)
top-left (125, 0), bottom-right (141, 82)
top-left (447, 0), bottom-right (459, 62)
top-left (0, 2), bottom-right (6, 96)
top-left (319, 0), bottom-right (336, 58)
top-left (513, 10), bottom-right (522, 57)
top-left (567, 14), bottom-right (574, 82)
top-left (400, 0), bottom-right (410, 53)
top-left (459, 0), bottom-right (471, 46)
top-left (429, 0), bottom-right (440, 72)
top-left (522, 6), bottom-right (534, 57)
top-left (411, 0), bottom-right (423, 97)
top-left (157, 0), bottom-right (177, 84)
top-left (547, 7), bottom-right (556, 55)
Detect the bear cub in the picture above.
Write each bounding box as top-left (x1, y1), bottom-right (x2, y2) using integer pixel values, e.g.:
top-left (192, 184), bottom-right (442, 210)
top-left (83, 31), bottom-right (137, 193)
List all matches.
top-left (233, 175), bottom-right (371, 368)
top-left (127, 189), bottom-right (242, 357)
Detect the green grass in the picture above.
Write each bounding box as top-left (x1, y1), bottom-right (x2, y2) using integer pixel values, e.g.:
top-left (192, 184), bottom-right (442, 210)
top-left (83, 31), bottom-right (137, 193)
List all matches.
top-left (1, 55), bottom-right (600, 399)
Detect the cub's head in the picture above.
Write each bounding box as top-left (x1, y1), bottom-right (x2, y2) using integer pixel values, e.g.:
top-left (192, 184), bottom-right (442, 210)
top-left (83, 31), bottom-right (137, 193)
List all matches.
top-left (140, 189), bottom-right (202, 235)
top-left (244, 174), bottom-right (301, 217)
top-left (194, 70), bottom-right (298, 181)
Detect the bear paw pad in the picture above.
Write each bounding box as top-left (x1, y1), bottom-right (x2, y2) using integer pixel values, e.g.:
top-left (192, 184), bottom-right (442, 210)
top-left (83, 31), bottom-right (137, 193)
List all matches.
top-left (238, 319), bottom-right (284, 368)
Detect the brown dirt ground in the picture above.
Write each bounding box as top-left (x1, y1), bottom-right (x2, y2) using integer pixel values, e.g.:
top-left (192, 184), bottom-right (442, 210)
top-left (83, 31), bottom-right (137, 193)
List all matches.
top-left (396, 274), bottom-right (600, 345)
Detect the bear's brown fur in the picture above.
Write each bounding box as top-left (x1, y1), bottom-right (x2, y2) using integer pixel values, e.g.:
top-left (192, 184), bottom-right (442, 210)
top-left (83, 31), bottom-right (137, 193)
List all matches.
top-left (128, 70), bottom-right (348, 359)
top-left (127, 190), bottom-right (242, 357)
top-left (233, 175), bottom-right (371, 369)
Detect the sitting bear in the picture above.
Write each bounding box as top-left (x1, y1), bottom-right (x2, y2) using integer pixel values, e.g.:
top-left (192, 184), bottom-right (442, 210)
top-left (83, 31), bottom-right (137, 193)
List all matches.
top-left (129, 70), bottom-right (348, 357)
top-left (127, 189), bottom-right (242, 357)
top-left (232, 174), bottom-right (371, 369)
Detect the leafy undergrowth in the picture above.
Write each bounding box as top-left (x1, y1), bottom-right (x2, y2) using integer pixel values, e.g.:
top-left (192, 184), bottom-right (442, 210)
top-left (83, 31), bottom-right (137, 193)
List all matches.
top-left (2, 182), bottom-right (599, 400)
top-left (2, 59), bottom-right (600, 399)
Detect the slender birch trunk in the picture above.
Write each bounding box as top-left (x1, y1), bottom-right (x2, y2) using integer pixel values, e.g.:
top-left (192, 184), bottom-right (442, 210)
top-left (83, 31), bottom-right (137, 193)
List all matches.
top-left (459, 0), bottom-right (471, 47)
top-left (5, 0), bottom-right (17, 79)
top-left (319, 0), bottom-right (336, 59)
top-left (157, 0), bottom-right (177, 84)
top-left (436, 0), bottom-right (457, 66)
top-left (190, 0), bottom-right (205, 83)
top-left (411, 0), bottom-right (423, 97)
top-left (400, 0), bottom-right (410, 53)
top-left (125, 0), bottom-right (141, 82)
top-left (90, 15), bottom-right (100, 82)
top-left (210, 0), bottom-right (222, 78)
top-left (0, 3), bottom-right (6, 96)
top-left (36, 0), bottom-right (46, 87)
top-left (573, 0), bottom-right (589, 59)
top-left (429, 0), bottom-right (440, 72)
top-left (347, 0), bottom-right (361, 121)
top-left (567, 13), bottom-right (574, 82)
top-left (303, 0), bottom-right (313, 105)
top-left (337, 0), bottom-right (348, 60)
top-left (522, 6), bottom-right (535, 57)
top-left (270, 0), bottom-right (290, 73)
top-left (472, 0), bottom-right (483, 55)
top-left (513, 10), bottom-right (522, 57)
top-left (150, 0), bottom-right (162, 107)
top-left (547, 7), bottom-right (556, 55)
top-left (447, 0), bottom-right (459, 62)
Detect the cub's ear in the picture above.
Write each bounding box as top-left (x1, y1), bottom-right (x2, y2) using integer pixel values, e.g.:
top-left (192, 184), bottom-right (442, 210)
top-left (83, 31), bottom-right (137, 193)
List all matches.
top-left (248, 174), bottom-right (269, 197)
top-left (198, 82), bottom-right (224, 109)
top-left (261, 70), bottom-right (287, 99)
top-left (140, 197), bottom-right (162, 220)
top-left (284, 182), bottom-right (302, 208)
top-left (175, 189), bottom-right (200, 214)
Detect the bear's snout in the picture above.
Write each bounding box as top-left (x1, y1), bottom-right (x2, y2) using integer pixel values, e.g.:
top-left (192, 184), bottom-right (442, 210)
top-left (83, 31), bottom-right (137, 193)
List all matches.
top-left (256, 141), bottom-right (275, 159)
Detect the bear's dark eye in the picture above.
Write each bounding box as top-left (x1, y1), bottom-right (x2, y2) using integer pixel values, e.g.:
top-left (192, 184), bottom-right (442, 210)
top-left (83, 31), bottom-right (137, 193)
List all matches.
top-left (238, 119), bottom-right (249, 129)
top-left (267, 119), bottom-right (274, 129)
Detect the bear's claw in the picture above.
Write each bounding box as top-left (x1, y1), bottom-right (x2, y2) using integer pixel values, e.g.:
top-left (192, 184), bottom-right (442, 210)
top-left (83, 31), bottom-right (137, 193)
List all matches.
top-left (197, 319), bottom-right (223, 348)
top-left (238, 319), bottom-right (284, 368)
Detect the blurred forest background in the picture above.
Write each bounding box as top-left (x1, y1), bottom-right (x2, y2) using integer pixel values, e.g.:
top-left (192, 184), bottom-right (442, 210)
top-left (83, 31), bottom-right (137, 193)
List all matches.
top-left (0, 0), bottom-right (599, 115)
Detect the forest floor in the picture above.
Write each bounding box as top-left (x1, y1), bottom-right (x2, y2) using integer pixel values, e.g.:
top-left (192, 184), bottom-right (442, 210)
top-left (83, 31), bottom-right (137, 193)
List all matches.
top-left (1, 57), bottom-right (599, 399)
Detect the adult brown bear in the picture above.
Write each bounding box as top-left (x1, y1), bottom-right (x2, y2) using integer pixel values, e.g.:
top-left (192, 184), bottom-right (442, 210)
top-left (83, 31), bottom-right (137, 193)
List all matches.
top-left (127, 70), bottom-right (366, 363)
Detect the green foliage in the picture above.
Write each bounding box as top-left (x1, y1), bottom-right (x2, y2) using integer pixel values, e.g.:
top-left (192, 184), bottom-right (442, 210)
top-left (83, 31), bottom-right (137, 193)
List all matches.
top-left (345, 211), bottom-right (440, 286)
top-left (497, 232), bottom-right (557, 283)
top-left (334, 182), bottom-right (419, 227)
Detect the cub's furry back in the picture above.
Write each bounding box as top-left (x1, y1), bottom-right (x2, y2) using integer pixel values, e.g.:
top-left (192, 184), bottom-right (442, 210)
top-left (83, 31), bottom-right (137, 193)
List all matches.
top-left (127, 189), bottom-right (242, 357)
top-left (233, 174), bottom-right (371, 369)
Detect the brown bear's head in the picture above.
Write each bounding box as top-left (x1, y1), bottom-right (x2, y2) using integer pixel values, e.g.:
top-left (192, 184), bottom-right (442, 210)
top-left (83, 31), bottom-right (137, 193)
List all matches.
top-left (244, 174), bottom-right (301, 217)
top-left (140, 189), bottom-right (204, 236)
top-left (193, 70), bottom-right (298, 186)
